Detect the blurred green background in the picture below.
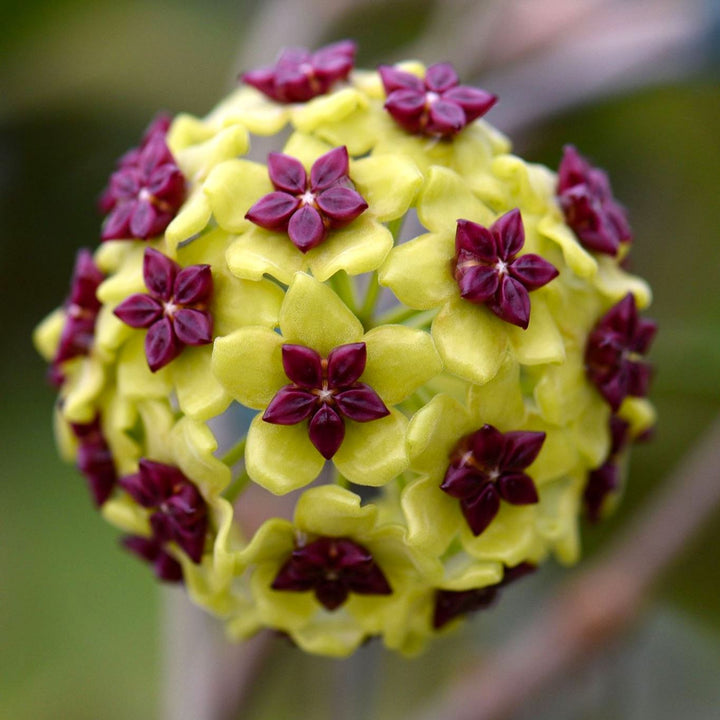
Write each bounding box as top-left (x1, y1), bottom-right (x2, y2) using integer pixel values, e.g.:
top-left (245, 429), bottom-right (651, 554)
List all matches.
top-left (2, 1), bottom-right (719, 719)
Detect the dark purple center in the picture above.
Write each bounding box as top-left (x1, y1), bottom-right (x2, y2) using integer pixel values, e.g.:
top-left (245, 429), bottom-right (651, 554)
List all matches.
top-left (122, 534), bottom-right (183, 583)
top-left (380, 62), bottom-right (497, 138)
top-left (114, 247), bottom-right (214, 372)
top-left (100, 115), bottom-right (185, 241)
top-left (557, 145), bottom-right (632, 256)
top-left (119, 459), bottom-right (208, 564)
top-left (441, 424), bottom-right (544, 536)
top-left (245, 146), bottom-right (368, 253)
top-left (271, 536), bottom-right (392, 611)
top-left (263, 342), bottom-right (389, 459)
top-left (69, 416), bottom-right (117, 507)
top-left (452, 208), bottom-right (559, 329)
top-left (585, 293), bottom-right (657, 411)
top-left (241, 40), bottom-right (356, 103)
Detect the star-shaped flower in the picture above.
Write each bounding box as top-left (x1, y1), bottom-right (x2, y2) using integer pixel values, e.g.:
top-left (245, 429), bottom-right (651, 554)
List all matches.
top-left (272, 536), bottom-right (392, 611)
top-left (242, 40), bottom-right (356, 103)
top-left (113, 248), bottom-right (213, 372)
top-left (53, 249), bottom-right (105, 375)
top-left (453, 208), bottom-right (559, 329)
top-left (433, 562), bottom-right (536, 629)
top-left (100, 119), bottom-right (186, 241)
top-left (441, 424), bottom-right (545, 536)
top-left (585, 293), bottom-right (657, 411)
top-left (122, 534), bottom-right (183, 583)
top-left (380, 62), bottom-right (496, 137)
top-left (583, 415), bottom-right (630, 522)
top-left (263, 342), bottom-right (390, 459)
top-left (245, 146), bottom-right (368, 253)
top-left (119, 459), bottom-right (209, 564)
top-left (212, 272), bottom-right (442, 493)
top-left (380, 167), bottom-right (565, 385)
top-left (70, 416), bottom-right (117, 507)
top-left (557, 145), bottom-right (632, 256)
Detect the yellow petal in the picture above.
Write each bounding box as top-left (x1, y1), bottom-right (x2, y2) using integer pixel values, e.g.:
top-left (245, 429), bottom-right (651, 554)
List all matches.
top-left (226, 226), bottom-right (304, 284)
top-left (401, 476), bottom-right (460, 555)
top-left (294, 486), bottom-right (378, 537)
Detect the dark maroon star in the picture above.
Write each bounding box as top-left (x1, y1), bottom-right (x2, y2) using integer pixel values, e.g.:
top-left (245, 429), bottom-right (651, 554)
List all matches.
top-left (241, 40), bottom-right (356, 103)
top-left (379, 62), bottom-right (496, 137)
top-left (441, 424), bottom-right (545, 536)
top-left (453, 208), bottom-right (559, 329)
top-left (246, 146), bottom-right (367, 253)
top-left (114, 248), bottom-right (214, 372)
top-left (122, 534), bottom-right (184, 583)
top-left (69, 416), bottom-right (117, 507)
top-left (433, 563), bottom-right (536, 629)
top-left (263, 342), bottom-right (389, 459)
top-left (272, 536), bottom-right (392, 611)
top-left (585, 293), bottom-right (657, 411)
top-left (100, 116), bottom-right (185, 241)
top-left (119, 459), bottom-right (208, 564)
top-left (557, 145), bottom-right (632, 256)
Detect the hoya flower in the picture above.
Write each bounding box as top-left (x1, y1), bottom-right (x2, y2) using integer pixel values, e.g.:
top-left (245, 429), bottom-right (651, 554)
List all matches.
top-left (380, 167), bottom-right (564, 385)
top-left (36, 42), bottom-right (657, 657)
top-left (585, 293), bottom-right (657, 411)
top-left (557, 145), bottom-right (632, 256)
top-left (52, 248), bottom-right (105, 374)
top-left (113, 248), bottom-right (214, 372)
top-left (245, 146), bottom-right (368, 253)
top-left (433, 562), bottom-right (536, 629)
top-left (453, 208), bottom-right (559, 329)
top-left (119, 459), bottom-right (209, 564)
top-left (206, 132), bottom-right (421, 284)
top-left (242, 41), bottom-right (356, 103)
top-left (69, 416), bottom-right (117, 506)
top-left (212, 272), bottom-right (441, 493)
top-left (380, 62), bottom-right (496, 137)
top-left (100, 119), bottom-right (186, 241)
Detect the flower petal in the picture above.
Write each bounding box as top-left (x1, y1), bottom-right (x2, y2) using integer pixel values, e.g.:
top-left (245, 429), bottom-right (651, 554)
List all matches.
top-left (509, 254), bottom-right (559, 291)
top-left (310, 146), bottom-right (350, 192)
top-left (212, 326), bottom-right (286, 408)
top-left (172, 346), bottom-right (231, 421)
top-left (307, 215), bottom-right (393, 281)
top-left (378, 232), bottom-right (456, 310)
top-left (173, 308), bottom-right (213, 346)
top-left (143, 248), bottom-right (178, 301)
top-left (267, 152), bottom-right (307, 194)
top-left (334, 384), bottom-right (390, 422)
top-left (263, 386), bottom-right (317, 425)
top-left (173, 264), bottom-right (213, 305)
top-left (425, 63), bottom-right (458, 92)
top-left (145, 317), bottom-right (181, 371)
top-left (308, 404), bottom-right (345, 459)
top-left (225, 226), bottom-right (304, 284)
top-left (461, 484), bottom-right (500, 536)
top-left (246, 191), bottom-right (301, 231)
top-left (114, 294), bottom-right (163, 328)
top-left (442, 86), bottom-right (497, 123)
top-left (280, 273), bottom-right (364, 356)
top-left (401, 476), bottom-right (460, 555)
top-left (288, 204), bottom-right (327, 252)
top-left (361, 324), bottom-right (442, 404)
top-left (316, 187), bottom-right (368, 224)
top-left (327, 342), bottom-right (366, 387)
top-left (245, 414), bottom-right (325, 494)
top-left (295, 485), bottom-right (378, 537)
top-left (432, 298), bottom-right (509, 385)
top-left (282, 344), bottom-right (323, 388)
top-left (506, 294), bottom-right (565, 366)
top-left (456, 264), bottom-right (499, 304)
top-left (332, 409), bottom-right (408, 486)
top-left (489, 274), bottom-right (530, 329)
top-left (497, 473), bottom-right (539, 505)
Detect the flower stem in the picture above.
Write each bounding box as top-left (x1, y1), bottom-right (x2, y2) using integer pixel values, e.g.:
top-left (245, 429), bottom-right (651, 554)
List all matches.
top-left (328, 270), bottom-right (358, 313)
top-left (223, 468), bottom-right (251, 504)
top-left (374, 304), bottom-right (420, 326)
top-left (221, 436), bottom-right (247, 467)
top-left (357, 271), bottom-right (381, 327)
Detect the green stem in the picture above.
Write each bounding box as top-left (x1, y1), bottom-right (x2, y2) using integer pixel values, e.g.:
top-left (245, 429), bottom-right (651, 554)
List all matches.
top-left (403, 308), bottom-right (438, 329)
top-left (358, 271), bottom-right (381, 327)
top-left (373, 304), bottom-right (419, 326)
top-left (221, 436), bottom-right (246, 467)
top-left (223, 468), bottom-right (251, 504)
top-left (328, 271), bottom-right (357, 313)
top-left (385, 216), bottom-right (405, 240)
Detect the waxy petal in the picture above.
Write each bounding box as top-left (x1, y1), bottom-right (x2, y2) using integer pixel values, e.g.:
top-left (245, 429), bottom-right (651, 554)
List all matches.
top-left (246, 191), bottom-right (300, 230)
top-left (263, 386), bottom-right (317, 424)
top-left (441, 465), bottom-right (489, 500)
top-left (143, 248), bottom-right (178, 301)
top-left (496, 473), bottom-right (539, 505)
top-left (173, 308), bottom-right (213, 346)
top-left (456, 264), bottom-right (500, 304)
top-left (310, 146), bottom-right (350, 192)
top-left (315, 187), bottom-right (368, 224)
top-left (425, 62), bottom-right (459, 92)
top-left (130, 201), bottom-right (167, 240)
top-left (501, 431), bottom-right (546, 470)
top-left (326, 342), bottom-right (366, 387)
top-left (145, 316), bottom-right (181, 371)
top-left (378, 65), bottom-right (425, 94)
top-left (489, 274), bottom-right (531, 329)
top-left (102, 202), bottom-right (134, 240)
top-left (492, 208), bottom-right (524, 259)
top-left (308, 404), bottom-right (345, 459)
top-left (426, 99), bottom-right (465, 135)
top-left (334, 384), bottom-right (390, 422)
top-left (173, 264), bottom-right (213, 305)
top-left (282, 344), bottom-right (324, 388)
top-left (442, 86), bottom-right (497, 122)
top-left (288, 204), bottom-right (326, 252)
top-left (508, 254), bottom-right (559, 290)
top-left (470, 424), bottom-right (506, 467)
top-left (384, 89), bottom-right (426, 130)
top-left (267, 152), bottom-right (307, 193)
top-left (455, 220), bottom-right (497, 261)
top-left (114, 293), bottom-right (163, 328)
top-left (461, 484), bottom-right (501, 536)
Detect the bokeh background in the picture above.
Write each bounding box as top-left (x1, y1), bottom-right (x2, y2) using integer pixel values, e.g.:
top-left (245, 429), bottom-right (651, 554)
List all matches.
top-left (2, 1), bottom-right (719, 718)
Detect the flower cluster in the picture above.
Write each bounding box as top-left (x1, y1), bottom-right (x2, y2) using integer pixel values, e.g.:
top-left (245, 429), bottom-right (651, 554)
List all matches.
top-left (35, 40), bottom-right (657, 657)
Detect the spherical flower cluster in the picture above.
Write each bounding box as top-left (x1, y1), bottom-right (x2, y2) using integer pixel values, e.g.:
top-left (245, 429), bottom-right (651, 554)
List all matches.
top-left (34, 40), bottom-right (657, 657)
